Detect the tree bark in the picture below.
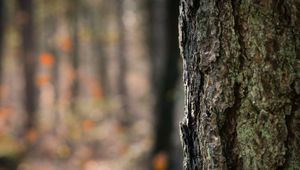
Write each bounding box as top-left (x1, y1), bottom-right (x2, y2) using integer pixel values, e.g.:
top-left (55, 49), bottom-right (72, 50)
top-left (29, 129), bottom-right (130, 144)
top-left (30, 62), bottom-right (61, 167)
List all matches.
top-left (179, 0), bottom-right (300, 169)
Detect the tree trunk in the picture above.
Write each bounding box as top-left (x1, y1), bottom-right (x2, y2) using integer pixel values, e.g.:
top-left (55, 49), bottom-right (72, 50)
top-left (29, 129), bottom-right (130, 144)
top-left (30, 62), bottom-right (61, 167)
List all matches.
top-left (0, 0), bottom-right (4, 86)
top-left (66, 0), bottom-right (80, 111)
top-left (116, 0), bottom-right (130, 125)
top-left (150, 0), bottom-right (180, 169)
top-left (179, 0), bottom-right (300, 169)
top-left (89, 4), bottom-right (109, 98)
top-left (18, 0), bottom-right (37, 130)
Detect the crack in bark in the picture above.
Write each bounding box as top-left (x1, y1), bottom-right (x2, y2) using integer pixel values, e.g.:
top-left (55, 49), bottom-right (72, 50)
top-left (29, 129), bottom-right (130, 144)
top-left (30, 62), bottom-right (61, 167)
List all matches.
top-left (180, 122), bottom-right (202, 170)
top-left (231, 0), bottom-right (246, 69)
top-left (215, 1), bottom-right (245, 169)
top-left (279, 81), bottom-right (299, 169)
top-left (219, 83), bottom-right (241, 170)
top-left (277, 2), bottom-right (299, 168)
top-left (189, 0), bottom-right (200, 17)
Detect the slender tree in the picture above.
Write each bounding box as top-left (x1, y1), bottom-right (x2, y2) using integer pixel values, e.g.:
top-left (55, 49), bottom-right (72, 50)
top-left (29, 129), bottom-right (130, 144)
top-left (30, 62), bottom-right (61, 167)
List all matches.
top-left (0, 0), bottom-right (4, 86)
top-left (89, 2), bottom-right (109, 98)
top-left (179, 0), bottom-right (300, 169)
top-left (18, 0), bottom-right (37, 130)
top-left (116, 0), bottom-right (130, 125)
top-left (150, 0), bottom-right (180, 169)
top-left (148, 0), bottom-right (167, 93)
top-left (67, 0), bottom-right (80, 110)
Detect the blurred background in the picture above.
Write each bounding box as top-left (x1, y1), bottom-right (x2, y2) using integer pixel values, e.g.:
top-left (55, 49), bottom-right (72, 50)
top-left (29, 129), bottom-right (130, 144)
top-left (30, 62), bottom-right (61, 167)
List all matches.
top-left (0, 0), bottom-right (182, 169)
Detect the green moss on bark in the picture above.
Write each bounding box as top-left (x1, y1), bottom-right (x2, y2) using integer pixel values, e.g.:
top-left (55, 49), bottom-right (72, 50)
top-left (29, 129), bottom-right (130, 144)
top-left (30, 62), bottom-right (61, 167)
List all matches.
top-left (180, 0), bottom-right (300, 169)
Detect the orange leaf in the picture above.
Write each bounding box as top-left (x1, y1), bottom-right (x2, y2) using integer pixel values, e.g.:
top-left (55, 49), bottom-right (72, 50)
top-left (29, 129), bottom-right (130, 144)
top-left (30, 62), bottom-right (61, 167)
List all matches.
top-left (82, 120), bottom-right (96, 132)
top-left (36, 75), bottom-right (52, 87)
top-left (60, 37), bottom-right (73, 53)
top-left (39, 52), bottom-right (55, 67)
top-left (116, 124), bottom-right (125, 134)
top-left (0, 106), bottom-right (13, 120)
top-left (90, 80), bottom-right (103, 99)
top-left (153, 152), bottom-right (168, 170)
top-left (26, 129), bottom-right (39, 143)
top-left (120, 144), bottom-right (129, 155)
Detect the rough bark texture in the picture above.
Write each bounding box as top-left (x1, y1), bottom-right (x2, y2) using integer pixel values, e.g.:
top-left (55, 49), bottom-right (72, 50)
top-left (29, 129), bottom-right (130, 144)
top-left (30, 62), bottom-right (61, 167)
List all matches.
top-left (179, 0), bottom-right (300, 169)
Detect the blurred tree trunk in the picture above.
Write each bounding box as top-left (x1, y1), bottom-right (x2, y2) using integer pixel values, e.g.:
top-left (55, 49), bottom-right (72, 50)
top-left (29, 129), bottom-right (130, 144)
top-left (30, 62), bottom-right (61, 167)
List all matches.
top-left (89, 3), bottom-right (109, 98)
top-left (116, 0), bottom-right (130, 125)
top-left (179, 0), bottom-right (300, 169)
top-left (149, 0), bottom-right (180, 169)
top-left (148, 0), bottom-right (166, 92)
top-left (0, 0), bottom-right (4, 86)
top-left (68, 0), bottom-right (80, 110)
top-left (18, 0), bottom-right (37, 130)
top-left (39, 0), bottom-right (59, 133)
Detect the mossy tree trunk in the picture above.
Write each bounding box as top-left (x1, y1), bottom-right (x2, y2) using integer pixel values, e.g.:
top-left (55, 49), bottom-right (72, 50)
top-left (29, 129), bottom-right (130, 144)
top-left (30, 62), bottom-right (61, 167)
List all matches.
top-left (179, 0), bottom-right (300, 169)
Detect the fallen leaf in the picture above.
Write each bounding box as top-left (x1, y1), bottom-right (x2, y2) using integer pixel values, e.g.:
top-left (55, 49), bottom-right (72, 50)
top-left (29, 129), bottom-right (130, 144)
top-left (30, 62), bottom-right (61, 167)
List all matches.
top-left (36, 75), bottom-right (52, 87)
top-left (26, 129), bottom-right (39, 143)
top-left (153, 152), bottom-right (168, 170)
top-left (82, 120), bottom-right (96, 132)
top-left (39, 52), bottom-right (55, 67)
top-left (91, 80), bottom-right (103, 99)
top-left (60, 37), bottom-right (73, 53)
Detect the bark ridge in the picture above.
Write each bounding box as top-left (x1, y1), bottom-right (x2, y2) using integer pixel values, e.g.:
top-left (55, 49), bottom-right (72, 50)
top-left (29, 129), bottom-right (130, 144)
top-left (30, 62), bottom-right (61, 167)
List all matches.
top-left (179, 0), bottom-right (300, 169)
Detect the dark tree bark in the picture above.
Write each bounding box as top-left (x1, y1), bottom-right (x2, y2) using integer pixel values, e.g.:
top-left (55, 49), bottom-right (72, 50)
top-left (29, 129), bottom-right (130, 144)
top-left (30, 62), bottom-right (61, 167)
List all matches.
top-left (179, 0), bottom-right (300, 169)
top-left (18, 0), bottom-right (37, 130)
